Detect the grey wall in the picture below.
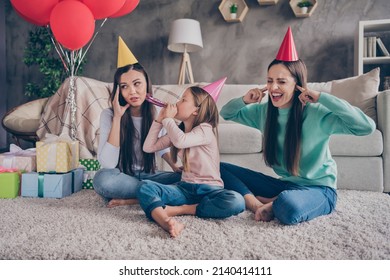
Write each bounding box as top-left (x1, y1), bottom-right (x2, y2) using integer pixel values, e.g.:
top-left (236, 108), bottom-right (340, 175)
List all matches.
top-left (4, 0), bottom-right (390, 113)
top-left (1, 0), bottom-right (7, 150)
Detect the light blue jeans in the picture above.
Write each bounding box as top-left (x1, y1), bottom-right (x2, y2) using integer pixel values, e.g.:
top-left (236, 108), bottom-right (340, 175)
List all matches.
top-left (220, 162), bottom-right (337, 225)
top-left (93, 168), bottom-right (181, 200)
top-left (137, 180), bottom-right (245, 220)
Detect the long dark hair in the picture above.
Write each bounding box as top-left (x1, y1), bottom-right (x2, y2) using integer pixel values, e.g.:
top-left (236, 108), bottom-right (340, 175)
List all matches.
top-left (263, 59), bottom-right (307, 176)
top-left (171, 87), bottom-right (219, 172)
top-left (111, 63), bottom-right (156, 175)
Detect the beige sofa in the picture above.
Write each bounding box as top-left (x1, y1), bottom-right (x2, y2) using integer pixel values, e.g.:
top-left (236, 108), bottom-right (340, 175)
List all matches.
top-left (3, 69), bottom-right (388, 193)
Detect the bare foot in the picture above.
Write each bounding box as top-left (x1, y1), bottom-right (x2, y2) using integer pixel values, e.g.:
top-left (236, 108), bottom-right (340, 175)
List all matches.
top-left (107, 198), bottom-right (138, 208)
top-left (167, 218), bottom-right (185, 238)
top-left (255, 196), bottom-right (277, 204)
top-left (254, 202), bottom-right (274, 222)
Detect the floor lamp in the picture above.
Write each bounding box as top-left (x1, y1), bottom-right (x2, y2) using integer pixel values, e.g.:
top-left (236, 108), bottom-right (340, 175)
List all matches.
top-left (168, 19), bottom-right (203, 85)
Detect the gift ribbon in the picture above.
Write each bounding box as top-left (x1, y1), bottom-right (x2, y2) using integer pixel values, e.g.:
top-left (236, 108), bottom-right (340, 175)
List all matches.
top-left (40, 133), bottom-right (78, 172)
top-left (37, 170), bottom-right (76, 198)
top-left (83, 170), bottom-right (97, 182)
top-left (0, 166), bottom-right (19, 173)
top-left (38, 173), bottom-right (44, 198)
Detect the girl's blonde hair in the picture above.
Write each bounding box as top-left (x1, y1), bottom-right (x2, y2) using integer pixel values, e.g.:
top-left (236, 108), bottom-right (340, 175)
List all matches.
top-left (171, 86), bottom-right (219, 172)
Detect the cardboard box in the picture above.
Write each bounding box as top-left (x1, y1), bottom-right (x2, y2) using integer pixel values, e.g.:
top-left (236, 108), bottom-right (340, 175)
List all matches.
top-left (36, 140), bottom-right (79, 173)
top-left (21, 168), bottom-right (83, 198)
top-left (0, 172), bottom-right (20, 198)
top-left (79, 159), bottom-right (100, 189)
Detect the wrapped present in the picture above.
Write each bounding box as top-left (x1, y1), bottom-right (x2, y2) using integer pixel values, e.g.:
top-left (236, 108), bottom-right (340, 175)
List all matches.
top-left (36, 134), bottom-right (79, 173)
top-left (79, 159), bottom-right (100, 189)
top-left (21, 168), bottom-right (83, 198)
top-left (0, 144), bottom-right (36, 172)
top-left (0, 167), bottom-right (20, 198)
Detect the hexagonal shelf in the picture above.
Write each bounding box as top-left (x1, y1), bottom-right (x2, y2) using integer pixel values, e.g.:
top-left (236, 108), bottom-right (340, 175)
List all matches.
top-left (289, 0), bottom-right (318, 18)
top-left (258, 0), bottom-right (279, 5)
top-left (219, 0), bottom-right (249, 23)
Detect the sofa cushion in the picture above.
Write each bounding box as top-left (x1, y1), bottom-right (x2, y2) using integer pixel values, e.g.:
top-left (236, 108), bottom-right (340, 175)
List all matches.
top-left (218, 123), bottom-right (263, 154)
top-left (2, 98), bottom-right (49, 133)
top-left (329, 129), bottom-right (383, 156)
top-left (330, 67), bottom-right (380, 123)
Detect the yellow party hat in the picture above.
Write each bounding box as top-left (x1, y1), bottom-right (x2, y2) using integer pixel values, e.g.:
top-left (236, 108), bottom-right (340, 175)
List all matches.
top-left (117, 36), bottom-right (138, 68)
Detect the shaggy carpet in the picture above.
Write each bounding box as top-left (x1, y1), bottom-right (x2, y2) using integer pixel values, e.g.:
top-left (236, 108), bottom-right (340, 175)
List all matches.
top-left (0, 189), bottom-right (389, 260)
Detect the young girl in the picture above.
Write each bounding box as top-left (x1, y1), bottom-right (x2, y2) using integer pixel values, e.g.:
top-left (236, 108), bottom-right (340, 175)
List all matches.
top-left (93, 37), bottom-right (181, 208)
top-left (220, 27), bottom-right (376, 225)
top-left (137, 80), bottom-right (245, 238)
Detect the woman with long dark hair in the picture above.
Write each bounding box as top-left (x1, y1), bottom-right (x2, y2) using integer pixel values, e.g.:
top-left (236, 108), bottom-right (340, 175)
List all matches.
top-left (220, 28), bottom-right (375, 225)
top-left (93, 37), bottom-right (181, 207)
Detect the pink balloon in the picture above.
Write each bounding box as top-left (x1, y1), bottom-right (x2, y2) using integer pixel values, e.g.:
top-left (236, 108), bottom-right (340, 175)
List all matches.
top-left (50, 1), bottom-right (95, 50)
top-left (110, 0), bottom-right (140, 18)
top-left (10, 0), bottom-right (59, 26)
top-left (82, 0), bottom-right (126, 20)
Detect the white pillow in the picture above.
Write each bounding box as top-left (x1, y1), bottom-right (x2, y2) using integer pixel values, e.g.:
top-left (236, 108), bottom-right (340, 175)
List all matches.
top-left (331, 67), bottom-right (380, 123)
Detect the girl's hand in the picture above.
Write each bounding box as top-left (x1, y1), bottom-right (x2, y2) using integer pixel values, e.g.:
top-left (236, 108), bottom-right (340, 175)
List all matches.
top-left (164, 103), bottom-right (178, 119)
top-left (242, 87), bottom-right (267, 104)
top-left (113, 89), bottom-right (129, 118)
top-left (297, 85), bottom-right (320, 106)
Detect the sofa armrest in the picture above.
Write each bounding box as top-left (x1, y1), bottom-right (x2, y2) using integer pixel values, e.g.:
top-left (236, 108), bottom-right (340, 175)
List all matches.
top-left (377, 89), bottom-right (390, 192)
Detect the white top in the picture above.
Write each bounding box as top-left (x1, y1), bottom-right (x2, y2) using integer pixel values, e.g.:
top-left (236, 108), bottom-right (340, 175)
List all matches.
top-left (97, 107), bottom-right (169, 170)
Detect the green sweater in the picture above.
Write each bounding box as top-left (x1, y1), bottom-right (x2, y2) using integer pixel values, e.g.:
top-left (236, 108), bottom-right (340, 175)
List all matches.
top-left (220, 92), bottom-right (376, 188)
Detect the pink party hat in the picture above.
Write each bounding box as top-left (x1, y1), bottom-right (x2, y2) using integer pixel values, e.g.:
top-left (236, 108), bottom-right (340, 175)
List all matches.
top-left (276, 27), bottom-right (299, 62)
top-left (202, 77), bottom-right (227, 102)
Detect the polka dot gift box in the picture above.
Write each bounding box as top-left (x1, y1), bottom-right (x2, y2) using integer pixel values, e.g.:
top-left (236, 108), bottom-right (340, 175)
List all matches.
top-left (36, 134), bottom-right (79, 173)
top-left (79, 159), bottom-right (100, 189)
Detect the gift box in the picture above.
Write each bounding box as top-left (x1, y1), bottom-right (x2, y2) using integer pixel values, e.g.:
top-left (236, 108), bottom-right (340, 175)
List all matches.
top-left (21, 168), bottom-right (83, 198)
top-left (79, 159), bottom-right (100, 189)
top-left (0, 169), bottom-right (20, 199)
top-left (36, 134), bottom-right (79, 173)
top-left (0, 144), bottom-right (36, 172)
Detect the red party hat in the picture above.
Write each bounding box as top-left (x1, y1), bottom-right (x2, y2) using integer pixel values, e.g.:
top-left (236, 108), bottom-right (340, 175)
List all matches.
top-left (202, 77), bottom-right (227, 102)
top-left (275, 27), bottom-right (299, 61)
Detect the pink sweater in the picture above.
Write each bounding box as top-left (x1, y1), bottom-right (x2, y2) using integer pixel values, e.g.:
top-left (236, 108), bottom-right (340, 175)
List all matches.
top-left (143, 119), bottom-right (223, 187)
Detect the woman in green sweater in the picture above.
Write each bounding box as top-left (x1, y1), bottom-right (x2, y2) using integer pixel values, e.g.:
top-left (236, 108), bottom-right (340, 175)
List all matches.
top-left (220, 27), bottom-right (376, 225)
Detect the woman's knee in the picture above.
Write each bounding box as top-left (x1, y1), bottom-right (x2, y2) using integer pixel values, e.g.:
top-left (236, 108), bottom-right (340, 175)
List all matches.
top-left (273, 192), bottom-right (303, 225)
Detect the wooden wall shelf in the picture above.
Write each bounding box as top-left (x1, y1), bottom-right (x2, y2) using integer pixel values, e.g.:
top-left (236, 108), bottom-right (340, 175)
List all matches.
top-left (258, 0), bottom-right (279, 5)
top-left (289, 0), bottom-right (318, 18)
top-left (219, 0), bottom-right (249, 23)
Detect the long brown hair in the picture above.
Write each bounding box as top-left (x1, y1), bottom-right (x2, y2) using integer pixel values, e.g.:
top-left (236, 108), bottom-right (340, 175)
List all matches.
top-left (171, 87), bottom-right (219, 172)
top-left (111, 63), bottom-right (156, 175)
top-left (263, 59), bottom-right (307, 176)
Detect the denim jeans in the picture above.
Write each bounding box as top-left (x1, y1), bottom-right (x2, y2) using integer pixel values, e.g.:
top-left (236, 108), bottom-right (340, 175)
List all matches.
top-left (93, 168), bottom-right (182, 200)
top-left (220, 162), bottom-right (337, 225)
top-left (137, 180), bottom-right (245, 220)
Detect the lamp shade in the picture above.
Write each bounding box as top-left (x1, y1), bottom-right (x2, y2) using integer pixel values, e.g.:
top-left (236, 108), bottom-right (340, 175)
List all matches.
top-left (168, 18), bottom-right (203, 53)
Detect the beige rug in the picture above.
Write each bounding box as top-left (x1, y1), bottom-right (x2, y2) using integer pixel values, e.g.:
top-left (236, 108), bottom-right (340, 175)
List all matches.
top-left (0, 189), bottom-right (389, 260)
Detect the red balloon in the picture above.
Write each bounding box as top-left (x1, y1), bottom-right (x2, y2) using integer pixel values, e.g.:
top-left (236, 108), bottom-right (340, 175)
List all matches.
top-left (50, 1), bottom-right (95, 50)
top-left (110, 0), bottom-right (140, 18)
top-left (82, 0), bottom-right (126, 20)
top-left (10, 0), bottom-right (59, 26)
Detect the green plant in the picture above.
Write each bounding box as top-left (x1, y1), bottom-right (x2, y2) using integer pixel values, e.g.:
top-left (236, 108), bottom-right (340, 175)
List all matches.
top-left (297, 1), bottom-right (313, 8)
top-left (230, 3), bottom-right (238, 14)
top-left (23, 27), bottom-right (85, 98)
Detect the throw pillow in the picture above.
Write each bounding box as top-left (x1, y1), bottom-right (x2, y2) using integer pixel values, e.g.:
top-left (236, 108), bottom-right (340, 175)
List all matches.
top-left (331, 67), bottom-right (380, 123)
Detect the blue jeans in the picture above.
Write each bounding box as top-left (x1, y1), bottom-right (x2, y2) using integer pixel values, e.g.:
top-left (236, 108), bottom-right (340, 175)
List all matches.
top-left (93, 168), bottom-right (181, 200)
top-left (220, 162), bottom-right (337, 225)
top-left (137, 180), bottom-right (245, 220)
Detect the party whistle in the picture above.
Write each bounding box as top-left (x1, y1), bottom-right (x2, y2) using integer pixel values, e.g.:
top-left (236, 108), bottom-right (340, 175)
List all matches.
top-left (146, 94), bottom-right (167, 107)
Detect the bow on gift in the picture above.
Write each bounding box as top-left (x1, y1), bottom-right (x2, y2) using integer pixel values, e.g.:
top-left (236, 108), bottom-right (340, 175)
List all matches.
top-left (0, 166), bottom-right (19, 173)
top-left (39, 133), bottom-right (79, 172)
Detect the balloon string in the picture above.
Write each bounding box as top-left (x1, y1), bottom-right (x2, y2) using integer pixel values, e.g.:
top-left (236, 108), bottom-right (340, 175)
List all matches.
top-left (48, 28), bottom-right (69, 74)
top-left (76, 18), bottom-right (108, 73)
